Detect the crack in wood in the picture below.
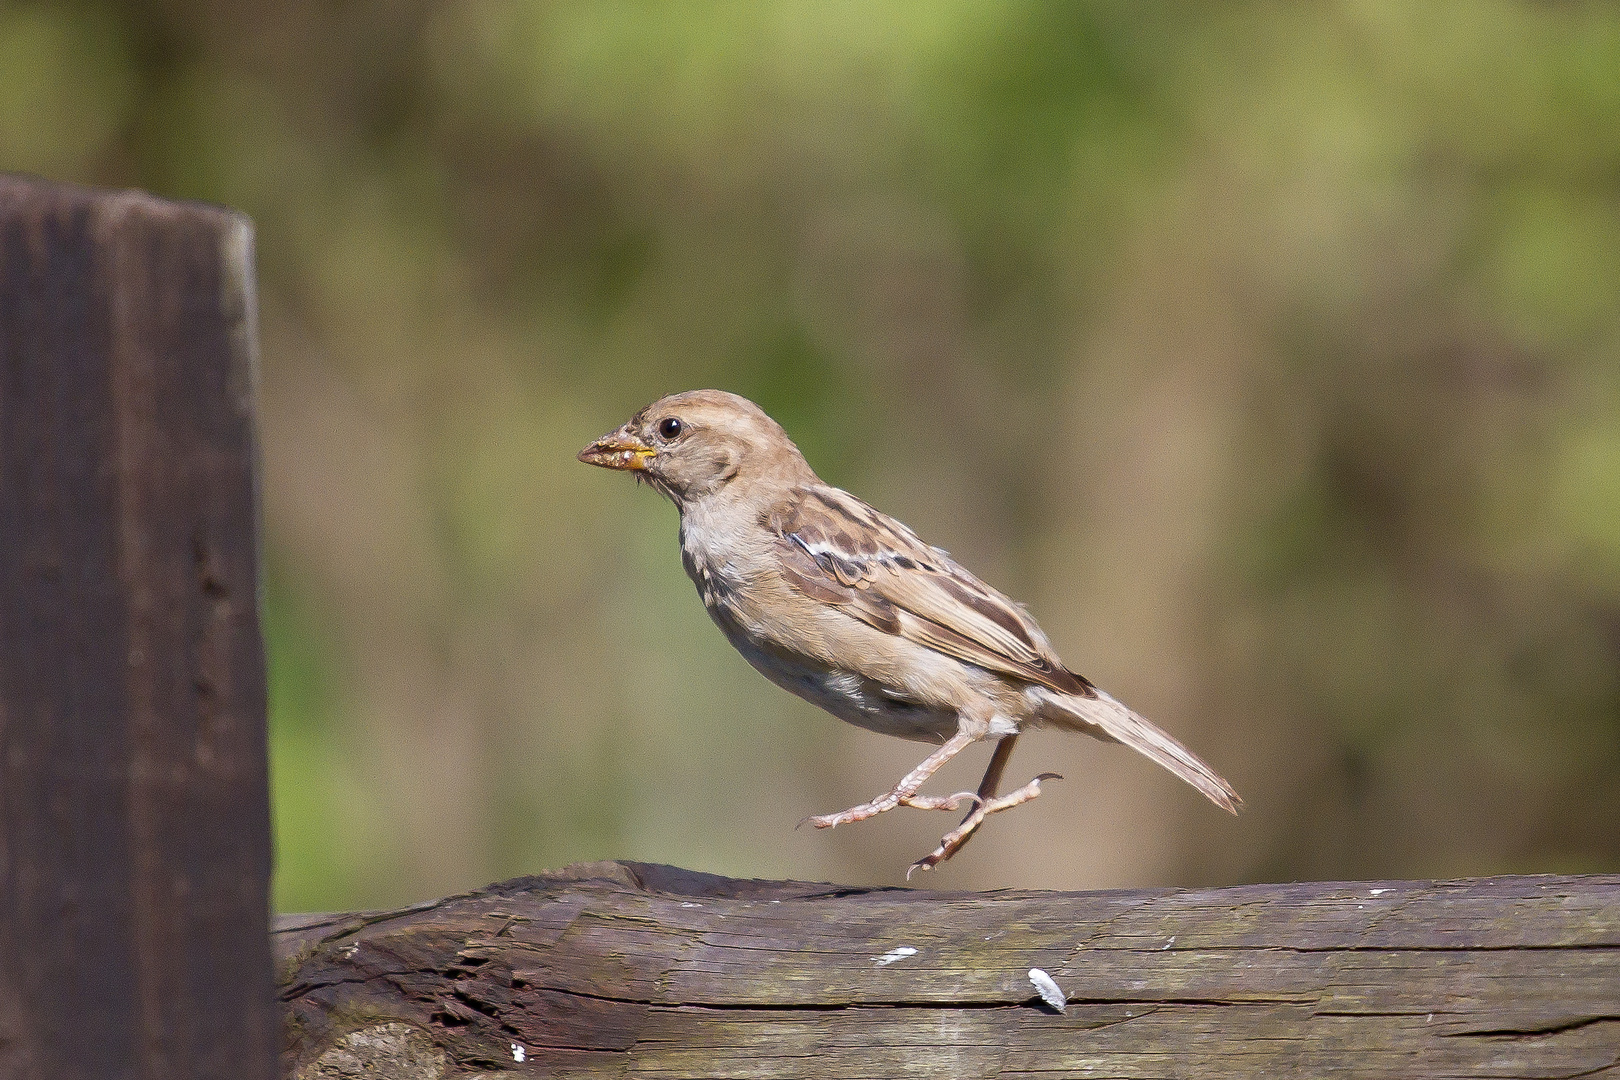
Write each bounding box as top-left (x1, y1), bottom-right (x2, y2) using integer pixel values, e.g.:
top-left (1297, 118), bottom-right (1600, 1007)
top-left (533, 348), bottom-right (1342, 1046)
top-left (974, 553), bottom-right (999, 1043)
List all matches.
top-left (508, 983), bottom-right (1310, 1013)
top-left (1448, 1017), bottom-right (1620, 1040)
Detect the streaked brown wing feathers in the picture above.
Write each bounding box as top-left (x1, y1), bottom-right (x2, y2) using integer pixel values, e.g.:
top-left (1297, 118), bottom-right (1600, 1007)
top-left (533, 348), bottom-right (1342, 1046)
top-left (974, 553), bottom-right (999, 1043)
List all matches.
top-left (773, 486), bottom-right (1094, 697)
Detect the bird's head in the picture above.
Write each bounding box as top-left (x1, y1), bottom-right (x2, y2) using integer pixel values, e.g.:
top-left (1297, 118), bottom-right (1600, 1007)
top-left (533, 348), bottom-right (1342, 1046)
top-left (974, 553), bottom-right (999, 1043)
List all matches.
top-left (578, 390), bottom-right (816, 507)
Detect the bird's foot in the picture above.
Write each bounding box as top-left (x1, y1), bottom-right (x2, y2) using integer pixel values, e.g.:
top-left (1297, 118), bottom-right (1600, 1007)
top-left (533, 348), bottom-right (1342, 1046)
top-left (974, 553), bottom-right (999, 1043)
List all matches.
top-left (907, 773), bottom-right (1062, 878)
top-left (800, 790), bottom-right (982, 830)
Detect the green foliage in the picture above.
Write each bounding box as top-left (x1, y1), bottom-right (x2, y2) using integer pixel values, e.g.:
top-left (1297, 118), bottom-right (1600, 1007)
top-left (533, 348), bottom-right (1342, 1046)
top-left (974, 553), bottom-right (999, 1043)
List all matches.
top-left (6, 0), bottom-right (1618, 905)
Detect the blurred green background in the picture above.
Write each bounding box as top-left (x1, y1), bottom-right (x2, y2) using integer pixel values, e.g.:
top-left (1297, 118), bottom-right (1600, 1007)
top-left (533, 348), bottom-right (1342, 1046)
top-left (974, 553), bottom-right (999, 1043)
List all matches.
top-left (5, 1), bottom-right (1619, 911)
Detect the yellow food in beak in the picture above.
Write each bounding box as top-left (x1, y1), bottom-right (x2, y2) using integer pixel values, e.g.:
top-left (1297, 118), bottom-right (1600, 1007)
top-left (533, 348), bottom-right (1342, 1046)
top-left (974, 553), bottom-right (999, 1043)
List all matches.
top-left (578, 431), bottom-right (656, 471)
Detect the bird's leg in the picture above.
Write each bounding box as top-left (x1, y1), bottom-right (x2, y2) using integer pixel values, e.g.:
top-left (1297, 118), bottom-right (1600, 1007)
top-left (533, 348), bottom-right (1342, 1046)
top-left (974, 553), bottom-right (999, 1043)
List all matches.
top-left (952, 733), bottom-right (1019, 853)
top-left (973, 733), bottom-right (1019, 808)
top-left (908, 735), bottom-right (1062, 876)
top-left (803, 732), bottom-right (981, 829)
top-left (908, 775), bottom-right (1057, 875)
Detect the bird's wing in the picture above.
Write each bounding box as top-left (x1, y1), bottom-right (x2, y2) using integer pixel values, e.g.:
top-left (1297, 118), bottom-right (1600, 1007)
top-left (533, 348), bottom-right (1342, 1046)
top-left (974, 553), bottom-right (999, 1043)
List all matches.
top-left (769, 485), bottom-right (1096, 698)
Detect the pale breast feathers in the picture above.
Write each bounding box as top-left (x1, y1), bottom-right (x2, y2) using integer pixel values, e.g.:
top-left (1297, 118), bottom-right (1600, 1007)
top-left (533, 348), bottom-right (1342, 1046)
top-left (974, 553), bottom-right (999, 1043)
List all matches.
top-left (765, 486), bottom-right (1096, 698)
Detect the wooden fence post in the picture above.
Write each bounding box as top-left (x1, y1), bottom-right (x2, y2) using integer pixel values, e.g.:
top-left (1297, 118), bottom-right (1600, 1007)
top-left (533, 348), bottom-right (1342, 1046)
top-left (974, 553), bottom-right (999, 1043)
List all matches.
top-left (0, 175), bottom-right (275, 1080)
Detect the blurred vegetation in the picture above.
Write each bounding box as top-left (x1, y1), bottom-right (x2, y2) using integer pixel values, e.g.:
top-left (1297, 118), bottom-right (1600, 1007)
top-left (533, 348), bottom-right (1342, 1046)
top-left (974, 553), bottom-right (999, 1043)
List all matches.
top-left (4, 1), bottom-right (1618, 909)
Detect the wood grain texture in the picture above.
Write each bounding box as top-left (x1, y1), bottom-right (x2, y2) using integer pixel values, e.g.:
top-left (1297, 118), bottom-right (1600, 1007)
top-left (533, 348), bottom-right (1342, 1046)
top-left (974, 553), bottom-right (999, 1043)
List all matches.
top-left (0, 174), bottom-right (275, 1080)
top-left (276, 862), bottom-right (1620, 1079)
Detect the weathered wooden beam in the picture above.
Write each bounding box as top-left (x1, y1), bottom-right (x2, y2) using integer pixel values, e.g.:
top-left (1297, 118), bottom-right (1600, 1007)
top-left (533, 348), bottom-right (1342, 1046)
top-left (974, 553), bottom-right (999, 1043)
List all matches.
top-left (276, 861), bottom-right (1620, 1079)
top-left (0, 175), bottom-right (275, 1079)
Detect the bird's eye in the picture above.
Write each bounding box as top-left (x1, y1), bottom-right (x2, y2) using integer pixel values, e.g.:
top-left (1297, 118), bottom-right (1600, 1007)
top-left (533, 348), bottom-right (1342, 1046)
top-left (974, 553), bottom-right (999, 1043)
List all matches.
top-left (658, 417), bottom-right (683, 440)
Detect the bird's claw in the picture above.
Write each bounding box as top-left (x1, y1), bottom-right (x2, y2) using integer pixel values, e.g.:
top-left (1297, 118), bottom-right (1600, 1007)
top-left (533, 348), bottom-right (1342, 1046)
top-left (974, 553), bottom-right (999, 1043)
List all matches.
top-left (901, 790), bottom-right (983, 813)
top-left (906, 772), bottom-right (1063, 876)
top-left (800, 805), bottom-right (884, 830)
top-left (800, 790), bottom-right (983, 830)
top-left (906, 852), bottom-right (944, 879)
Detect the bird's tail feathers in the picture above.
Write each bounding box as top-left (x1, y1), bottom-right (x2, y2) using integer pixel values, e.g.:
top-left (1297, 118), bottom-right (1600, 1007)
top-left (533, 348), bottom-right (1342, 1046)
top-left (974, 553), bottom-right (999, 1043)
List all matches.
top-left (1042, 688), bottom-right (1241, 813)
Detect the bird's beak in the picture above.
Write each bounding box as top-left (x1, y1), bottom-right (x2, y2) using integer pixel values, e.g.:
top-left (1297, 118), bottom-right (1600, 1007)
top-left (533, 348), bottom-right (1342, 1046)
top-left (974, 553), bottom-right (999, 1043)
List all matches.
top-left (578, 426), bottom-right (656, 471)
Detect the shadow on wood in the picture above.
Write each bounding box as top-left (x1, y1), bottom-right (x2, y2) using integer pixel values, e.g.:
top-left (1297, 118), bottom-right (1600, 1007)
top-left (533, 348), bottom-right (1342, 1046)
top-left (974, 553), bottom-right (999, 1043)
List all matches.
top-left (276, 861), bottom-right (1620, 1079)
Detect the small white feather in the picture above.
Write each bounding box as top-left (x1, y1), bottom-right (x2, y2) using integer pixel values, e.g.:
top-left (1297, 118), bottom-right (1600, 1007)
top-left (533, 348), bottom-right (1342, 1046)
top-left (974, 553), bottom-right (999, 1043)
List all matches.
top-left (1028, 967), bottom-right (1066, 1013)
top-left (872, 946), bottom-right (917, 967)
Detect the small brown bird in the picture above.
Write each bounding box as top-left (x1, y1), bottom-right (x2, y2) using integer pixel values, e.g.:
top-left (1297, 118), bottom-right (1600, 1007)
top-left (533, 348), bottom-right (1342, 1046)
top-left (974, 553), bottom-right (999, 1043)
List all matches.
top-left (580, 390), bottom-right (1239, 873)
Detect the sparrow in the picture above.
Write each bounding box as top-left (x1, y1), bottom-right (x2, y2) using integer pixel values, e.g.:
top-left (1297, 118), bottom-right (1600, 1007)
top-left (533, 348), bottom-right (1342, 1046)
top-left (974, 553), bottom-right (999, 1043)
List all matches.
top-left (580, 390), bottom-right (1240, 873)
